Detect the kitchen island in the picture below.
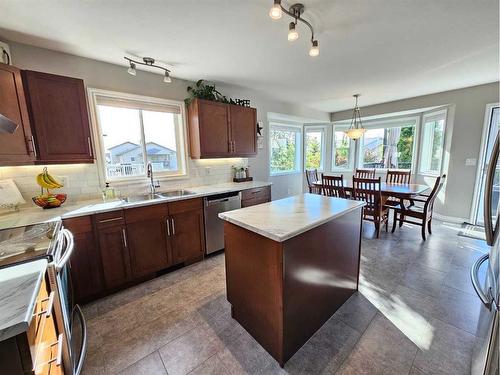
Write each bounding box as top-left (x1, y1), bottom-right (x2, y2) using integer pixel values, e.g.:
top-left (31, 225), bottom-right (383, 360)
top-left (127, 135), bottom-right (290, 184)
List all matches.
top-left (219, 193), bottom-right (365, 366)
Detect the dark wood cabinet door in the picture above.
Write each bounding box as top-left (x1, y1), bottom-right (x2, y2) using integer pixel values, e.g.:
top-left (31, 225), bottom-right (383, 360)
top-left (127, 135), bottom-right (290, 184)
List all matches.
top-left (197, 100), bottom-right (231, 157)
top-left (125, 204), bottom-right (170, 278)
top-left (96, 224), bottom-right (132, 289)
top-left (230, 105), bottom-right (257, 156)
top-left (22, 70), bottom-right (93, 163)
top-left (0, 63), bottom-right (34, 165)
top-left (169, 198), bottom-right (205, 264)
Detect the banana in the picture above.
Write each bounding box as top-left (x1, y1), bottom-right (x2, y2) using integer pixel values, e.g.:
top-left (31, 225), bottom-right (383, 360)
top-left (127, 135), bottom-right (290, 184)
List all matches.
top-left (36, 173), bottom-right (55, 189)
top-left (35, 168), bottom-right (64, 189)
top-left (44, 172), bottom-right (63, 188)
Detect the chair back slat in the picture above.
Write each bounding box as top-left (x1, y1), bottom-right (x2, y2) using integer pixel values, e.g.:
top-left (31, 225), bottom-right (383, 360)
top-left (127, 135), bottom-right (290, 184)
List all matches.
top-left (355, 168), bottom-right (376, 179)
top-left (424, 174), bottom-right (446, 215)
top-left (386, 169), bottom-right (411, 184)
top-left (352, 176), bottom-right (382, 210)
top-left (305, 169), bottom-right (320, 194)
top-left (321, 174), bottom-right (345, 198)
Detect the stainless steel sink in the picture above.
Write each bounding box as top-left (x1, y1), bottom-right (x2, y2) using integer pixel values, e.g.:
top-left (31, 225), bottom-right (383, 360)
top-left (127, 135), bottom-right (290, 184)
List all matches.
top-left (157, 189), bottom-right (196, 198)
top-left (120, 193), bottom-right (161, 203)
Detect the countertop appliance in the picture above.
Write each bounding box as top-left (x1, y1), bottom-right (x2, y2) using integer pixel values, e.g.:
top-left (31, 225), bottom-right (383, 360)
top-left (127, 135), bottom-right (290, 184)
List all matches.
top-left (204, 192), bottom-right (241, 254)
top-left (0, 221), bottom-right (87, 374)
top-left (471, 130), bottom-right (499, 375)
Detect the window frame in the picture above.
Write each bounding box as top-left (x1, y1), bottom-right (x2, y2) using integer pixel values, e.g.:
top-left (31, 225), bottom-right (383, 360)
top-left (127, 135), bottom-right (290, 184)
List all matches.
top-left (418, 109), bottom-right (447, 176)
top-left (268, 122), bottom-right (303, 176)
top-left (331, 124), bottom-right (355, 172)
top-left (303, 125), bottom-right (326, 172)
top-left (87, 88), bottom-right (189, 184)
top-left (356, 116), bottom-right (420, 173)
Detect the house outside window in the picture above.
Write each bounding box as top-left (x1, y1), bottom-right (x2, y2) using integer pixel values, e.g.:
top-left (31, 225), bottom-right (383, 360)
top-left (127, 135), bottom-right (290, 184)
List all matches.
top-left (269, 123), bottom-right (302, 175)
top-left (359, 118), bottom-right (418, 170)
top-left (304, 127), bottom-right (325, 170)
top-left (89, 89), bottom-right (187, 181)
top-left (420, 110), bottom-right (447, 175)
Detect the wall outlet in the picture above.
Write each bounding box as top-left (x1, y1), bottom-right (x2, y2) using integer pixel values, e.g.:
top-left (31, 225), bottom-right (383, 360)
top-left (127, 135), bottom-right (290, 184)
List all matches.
top-left (465, 158), bottom-right (477, 166)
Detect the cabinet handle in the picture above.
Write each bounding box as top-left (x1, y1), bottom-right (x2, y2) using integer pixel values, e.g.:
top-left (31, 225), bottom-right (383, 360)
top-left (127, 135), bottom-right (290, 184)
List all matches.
top-left (166, 219), bottom-right (170, 236)
top-left (33, 292), bottom-right (55, 318)
top-left (171, 218), bottom-right (175, 235)
top-left (98, 217), bottom-right (122, 224)
top-left (122, 228), bottom-right (128, 247)
top-left (30, 136), bottom-right (37, 157)
top-left (228, 140), bottom-right (232, 153)
top-left (232, 141), bottom-right (236, 152)
top-left (87, 137), bottom-right (93, 157)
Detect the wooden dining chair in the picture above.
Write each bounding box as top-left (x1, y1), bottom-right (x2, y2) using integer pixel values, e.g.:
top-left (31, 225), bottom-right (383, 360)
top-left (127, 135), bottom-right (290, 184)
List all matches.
top-left (321, 174), bottom-right (346, 198)
top-left (355, 168), bottom-right (376, 179)
top-left (385, 169), bottom-right (412, 208)
top-left (352, 176), bottom-right (389, 238)
top-left (390, 174), bottom-right (446, 240)
top-left (305, 169), bottom-right (321, 194)
top-left (386, 169), bottom-right (411, 184)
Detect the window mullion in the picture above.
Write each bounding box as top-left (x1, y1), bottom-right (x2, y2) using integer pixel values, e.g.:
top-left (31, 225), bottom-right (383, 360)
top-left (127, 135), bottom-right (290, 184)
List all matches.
top-left (138, 109), bottom-right (148, 176)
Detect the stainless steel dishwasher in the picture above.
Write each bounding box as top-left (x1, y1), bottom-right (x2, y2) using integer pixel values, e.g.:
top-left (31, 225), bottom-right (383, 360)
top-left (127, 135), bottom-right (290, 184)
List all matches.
top-left (204, 192), bottom-right (241, 254)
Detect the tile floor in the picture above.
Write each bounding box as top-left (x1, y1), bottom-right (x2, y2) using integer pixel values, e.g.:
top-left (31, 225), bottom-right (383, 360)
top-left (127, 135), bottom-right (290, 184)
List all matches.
top-left (81, 220), bottom-right (488, 375)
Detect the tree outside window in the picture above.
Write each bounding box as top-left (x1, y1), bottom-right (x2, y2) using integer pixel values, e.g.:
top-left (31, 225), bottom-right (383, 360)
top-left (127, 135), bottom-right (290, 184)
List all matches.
top-left (270, 126), bottom-right (301, 174)
top-left (305, 130), bottom-right (324, 170)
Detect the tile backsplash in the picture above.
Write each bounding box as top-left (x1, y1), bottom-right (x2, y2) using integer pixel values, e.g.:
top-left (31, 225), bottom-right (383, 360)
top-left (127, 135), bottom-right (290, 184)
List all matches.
top-left (0, 158), bottom-right (249, 205)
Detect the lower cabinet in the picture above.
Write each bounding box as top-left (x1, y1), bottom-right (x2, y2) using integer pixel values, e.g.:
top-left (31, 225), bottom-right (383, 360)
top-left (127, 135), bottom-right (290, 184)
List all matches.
top-left (125, 204), bottom-right (171, 278)
top-left (241, 186), bottom-right (271, 207)
top-left (94, 211), bottom-right (132, 290)
top-left (169, 199), bottom-right (205, 264)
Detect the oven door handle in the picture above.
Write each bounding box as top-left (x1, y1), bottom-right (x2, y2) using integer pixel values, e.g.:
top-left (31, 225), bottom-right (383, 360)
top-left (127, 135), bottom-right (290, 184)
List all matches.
top-left (73, 304), bottom-right (87, 375)
top-left (56, 228), bottom-right (74, 272)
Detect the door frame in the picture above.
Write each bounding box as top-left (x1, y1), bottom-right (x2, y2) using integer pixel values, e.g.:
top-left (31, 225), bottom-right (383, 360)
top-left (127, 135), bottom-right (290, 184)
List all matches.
top-left (470, 102), bottom-right (500, 224)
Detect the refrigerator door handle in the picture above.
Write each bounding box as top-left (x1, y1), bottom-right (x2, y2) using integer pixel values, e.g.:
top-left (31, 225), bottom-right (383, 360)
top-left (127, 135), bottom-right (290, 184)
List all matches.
top-left (471, 253), bottom-right (493, 309)
top-left (484, 132), bottom-right (500, 246)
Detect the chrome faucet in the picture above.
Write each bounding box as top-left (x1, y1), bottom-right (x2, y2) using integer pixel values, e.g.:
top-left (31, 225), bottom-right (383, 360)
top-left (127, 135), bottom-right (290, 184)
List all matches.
top-left (147, 161), bottom-right (160, 194)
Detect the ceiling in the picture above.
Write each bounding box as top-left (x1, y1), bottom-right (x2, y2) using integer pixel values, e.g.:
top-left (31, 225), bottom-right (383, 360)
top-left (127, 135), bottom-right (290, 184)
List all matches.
top-left (0, 0), bottom-right (498, 112)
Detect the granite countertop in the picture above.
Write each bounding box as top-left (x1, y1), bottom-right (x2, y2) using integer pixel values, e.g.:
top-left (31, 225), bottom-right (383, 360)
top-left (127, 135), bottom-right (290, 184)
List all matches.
top-left (218, 193), bottom-right (365, 242)
top-left (0, 259), bottom-right (48, 341)
top-left (0, 181), bottom-right (272, 230)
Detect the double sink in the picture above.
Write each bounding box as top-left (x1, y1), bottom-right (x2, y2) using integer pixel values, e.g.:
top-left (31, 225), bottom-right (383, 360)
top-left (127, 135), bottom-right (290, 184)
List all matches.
top-left (120, 189), bottom-right (196, 203)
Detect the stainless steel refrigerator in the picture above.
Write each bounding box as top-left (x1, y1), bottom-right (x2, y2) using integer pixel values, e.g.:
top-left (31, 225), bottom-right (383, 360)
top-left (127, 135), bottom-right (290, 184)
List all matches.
top-left (471, 130), bottom-right (500, 375)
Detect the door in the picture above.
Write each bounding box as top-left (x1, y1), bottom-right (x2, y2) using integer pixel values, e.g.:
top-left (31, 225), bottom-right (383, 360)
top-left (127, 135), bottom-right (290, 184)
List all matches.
top-left (23, 70), bottom-right (94, 163)
top-left (96, 224), bottom-right (132, 289)
top-left (198, 100), bottom-right (231, 157)
top-left (125, 205), bottom-right (171, 278)
top-left (229, 105), bottom-right (257, 156)
top-left (0, 63), bottom-right (34, 164)
top-left (473, 105), bottom-right (500, 226)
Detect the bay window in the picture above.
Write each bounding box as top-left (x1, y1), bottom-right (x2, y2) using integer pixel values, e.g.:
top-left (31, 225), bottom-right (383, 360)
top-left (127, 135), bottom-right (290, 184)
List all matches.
top-left (420, 110), bottom-right (446, 175)
top-left (90, 89), bottom-right (187, 181)
top-left (304, 127), bottom-right (325, 170)
top-left (269, 124), bottom-right (302, 175)
top-left (332, 126), bottom-right (354, 170)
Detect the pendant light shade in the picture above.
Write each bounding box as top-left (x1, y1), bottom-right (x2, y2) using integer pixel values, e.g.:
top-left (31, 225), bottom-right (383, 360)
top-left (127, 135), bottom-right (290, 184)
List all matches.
top-left (345, 94), bottom-right (366, 140)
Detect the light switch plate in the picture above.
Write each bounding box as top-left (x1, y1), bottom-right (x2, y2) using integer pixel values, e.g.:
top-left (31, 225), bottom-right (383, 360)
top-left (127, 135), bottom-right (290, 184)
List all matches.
top-left (465, 158), bottom-right (477, 166)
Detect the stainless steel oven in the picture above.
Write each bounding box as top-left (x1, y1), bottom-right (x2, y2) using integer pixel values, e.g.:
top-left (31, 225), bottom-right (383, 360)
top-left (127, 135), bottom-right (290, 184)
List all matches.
top-left (46, 228), bottom-right (87, 375)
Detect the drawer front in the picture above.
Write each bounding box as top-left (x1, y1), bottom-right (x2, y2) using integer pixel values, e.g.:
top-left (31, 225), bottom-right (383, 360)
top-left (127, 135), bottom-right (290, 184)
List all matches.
top-left (241, 186), bottom-right (271, 202)
top-left (241, 195), bottom-right (270, 208)
top-left (63, 215), bottom-right (92, 234)
top-left (125, 203), bottom-right (168, 224)
top-left (94, 210), bottom-right (125, 228)
top-left (168, 198), bottom-right (203, 215)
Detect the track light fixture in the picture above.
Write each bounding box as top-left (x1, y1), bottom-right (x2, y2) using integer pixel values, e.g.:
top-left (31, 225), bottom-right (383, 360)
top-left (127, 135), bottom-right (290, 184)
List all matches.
top-left (124, 56), bottom-right (172, 83)
top-left (269, 1), bottom-right (319, 57)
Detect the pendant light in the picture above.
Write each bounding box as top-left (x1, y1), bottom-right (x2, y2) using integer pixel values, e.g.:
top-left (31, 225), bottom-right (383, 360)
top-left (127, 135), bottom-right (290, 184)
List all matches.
top-left (345, 94), bottom-right (366, 140)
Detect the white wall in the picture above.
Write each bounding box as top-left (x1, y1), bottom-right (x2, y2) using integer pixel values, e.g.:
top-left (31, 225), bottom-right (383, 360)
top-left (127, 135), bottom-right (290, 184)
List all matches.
top-left (0, 41), bottom-right (329, 203)
top-left (331, 82), bottom-right (500, 221)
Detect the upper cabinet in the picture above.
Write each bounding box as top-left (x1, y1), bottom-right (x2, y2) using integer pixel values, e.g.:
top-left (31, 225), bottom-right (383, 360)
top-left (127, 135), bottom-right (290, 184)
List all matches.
top-left (22, 70), bottom-right (94, 164)
top-left (0, 63), bottom-right (35, 165)
top-left (188, 99), bottom-right (257, 158)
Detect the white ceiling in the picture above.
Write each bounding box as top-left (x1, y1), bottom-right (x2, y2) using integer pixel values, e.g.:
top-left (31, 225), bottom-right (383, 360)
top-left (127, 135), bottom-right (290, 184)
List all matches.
top-left (0, 0), bottom-right (498, 112)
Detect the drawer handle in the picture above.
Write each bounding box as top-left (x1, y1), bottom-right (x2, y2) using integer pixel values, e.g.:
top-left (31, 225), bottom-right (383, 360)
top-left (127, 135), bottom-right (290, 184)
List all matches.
top-left (35, 333), bottom-right (63, 372)
top-left (34, 292), bottom-right (55, 318)
top-left (98, 217), bottom-right (122, 224)
top-left (251, 190), bottom-right (262, 194)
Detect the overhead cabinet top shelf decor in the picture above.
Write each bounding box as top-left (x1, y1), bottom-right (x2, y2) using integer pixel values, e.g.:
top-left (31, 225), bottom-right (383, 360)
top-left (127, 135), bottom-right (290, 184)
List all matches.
top-left (188, 99), bottom-right (257, 159)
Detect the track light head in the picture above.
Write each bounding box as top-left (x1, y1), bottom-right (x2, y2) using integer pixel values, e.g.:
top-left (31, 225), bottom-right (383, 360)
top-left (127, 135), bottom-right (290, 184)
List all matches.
top-left (269, 0), bottom-right (282, 20)
top-left (288, 22), bottom-right (299, 41)
top-left (163, 71), bottom-right (172, 83)
top-left (127, 62), bottom-right (136, 76)
top-left (309, 40), bottom-right (319, 57)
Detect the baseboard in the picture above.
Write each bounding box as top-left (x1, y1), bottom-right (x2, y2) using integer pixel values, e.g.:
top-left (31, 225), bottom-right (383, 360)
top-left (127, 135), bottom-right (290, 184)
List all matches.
top-left (432, 212), bottom-right (468, 224)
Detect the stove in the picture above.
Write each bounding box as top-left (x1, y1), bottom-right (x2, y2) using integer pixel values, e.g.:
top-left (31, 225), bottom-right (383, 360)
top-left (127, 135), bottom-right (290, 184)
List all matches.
top-left (0, 220), bottom-right (61, 268)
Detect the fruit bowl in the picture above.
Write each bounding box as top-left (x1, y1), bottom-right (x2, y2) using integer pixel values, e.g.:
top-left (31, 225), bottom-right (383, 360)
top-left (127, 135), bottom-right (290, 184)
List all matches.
top-left (32, 194), bottom-right (67, 209)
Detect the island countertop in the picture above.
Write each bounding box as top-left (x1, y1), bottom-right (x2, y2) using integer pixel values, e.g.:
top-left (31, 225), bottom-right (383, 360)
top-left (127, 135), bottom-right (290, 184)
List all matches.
top-left (218, 193), bottom-right (365, 242)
